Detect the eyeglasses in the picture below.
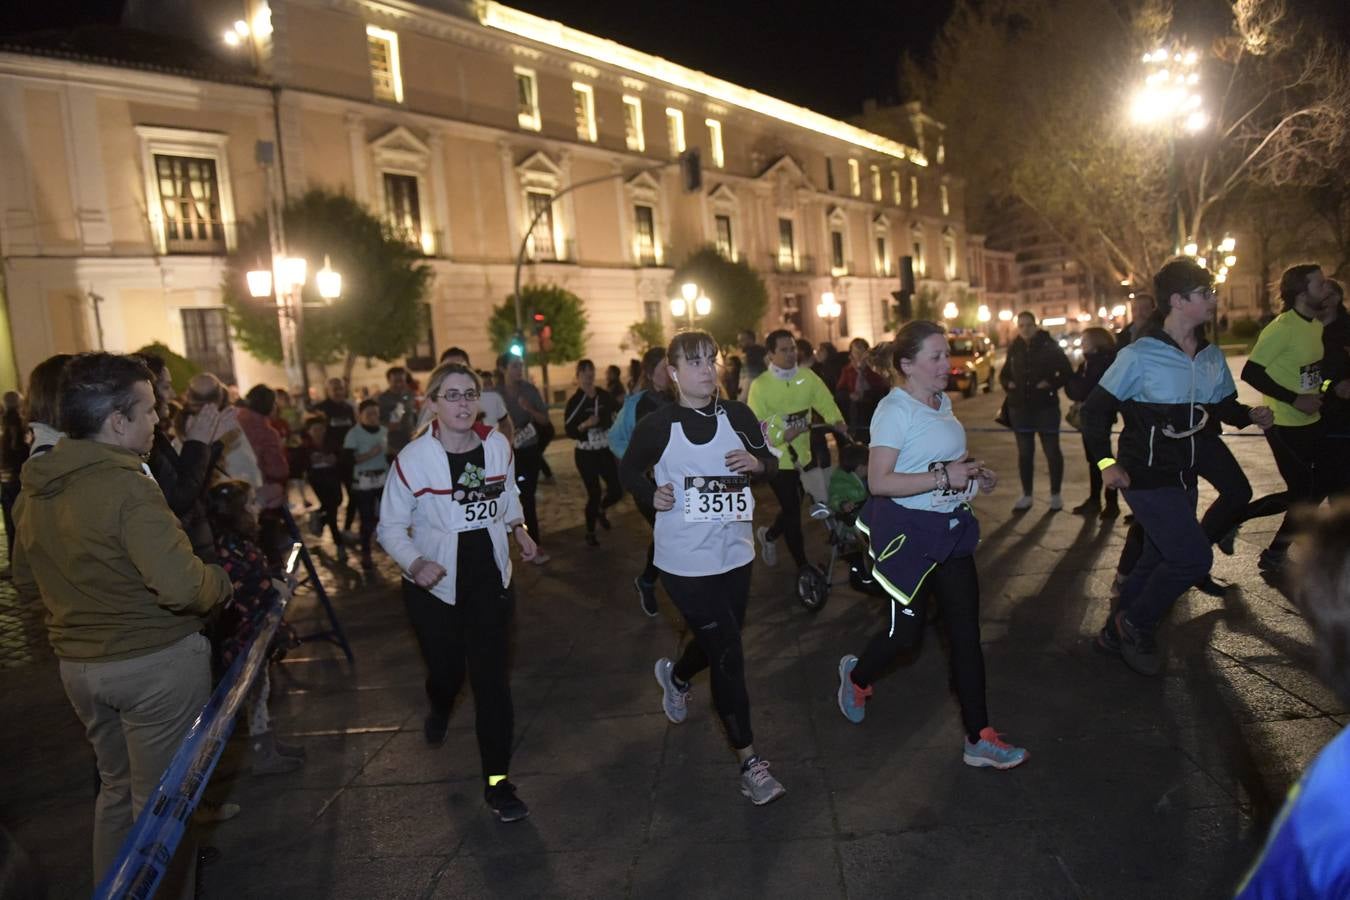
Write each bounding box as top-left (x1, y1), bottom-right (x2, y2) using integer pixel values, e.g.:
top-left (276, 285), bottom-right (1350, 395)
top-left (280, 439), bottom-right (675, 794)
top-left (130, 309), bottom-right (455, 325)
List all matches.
top-left (436, 389), bottom-right (480, 403)
top-left (1186, 286), bottom-right (1216, 300)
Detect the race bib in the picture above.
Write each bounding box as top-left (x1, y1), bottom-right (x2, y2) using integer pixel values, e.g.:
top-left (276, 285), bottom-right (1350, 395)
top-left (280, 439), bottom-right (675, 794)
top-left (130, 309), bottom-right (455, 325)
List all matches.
top-left (1298, 362), bottom-right (1321, 393)
top-left (682, 474), bottom-right (753, 523)
top-left (930, 479), bottom-right (979, 509)
top-left (355, 469), bottom-right (387, 491)
top-left (512, 421), bottom-right (538, 448)
top-left (584, 427), bottom-right (609, 449)
top-left (783, 409), bottom-right (810, 435)
top-left (450, 479), bottom-right (507, 531)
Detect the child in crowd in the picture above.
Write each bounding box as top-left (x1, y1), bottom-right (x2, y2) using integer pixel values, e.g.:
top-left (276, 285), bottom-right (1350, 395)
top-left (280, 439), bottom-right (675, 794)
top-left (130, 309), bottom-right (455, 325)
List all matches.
top-left (301, 414), bottom-right (346, 563)
top-left (205, 480), bottom-right (304, 775)
top-left (342, 399), bottom-right (388, 571)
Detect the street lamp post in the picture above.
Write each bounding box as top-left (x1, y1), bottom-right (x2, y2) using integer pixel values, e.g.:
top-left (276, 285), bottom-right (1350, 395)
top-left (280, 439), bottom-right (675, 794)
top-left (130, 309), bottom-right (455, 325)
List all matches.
top-left (670, 280), bottom-right (711, 330)
top-left (1130, 45), bottom-right (1207, 253)
top-left (816, 291), bottom-right (841, 342)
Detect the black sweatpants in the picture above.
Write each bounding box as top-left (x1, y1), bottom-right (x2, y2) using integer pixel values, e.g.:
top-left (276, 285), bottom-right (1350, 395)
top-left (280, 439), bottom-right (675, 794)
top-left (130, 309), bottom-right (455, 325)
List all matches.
top-left (574, 448), bottom-right (624, 533)
top-left (514, 444), bottom-right (543, 544)
top-left (402, 578), bottom-right (515, 781)
top-left (352, 487), bottom-right (381, 556)
top-left (765, 469), bottom-right (807, 568)
top-left (661, 562), bottom-right (755, 750)
top-left (1265, 422), bottom-right (1328, 554)
top-left (850, 554), bottom-right (988, 742)
top-left (307, 467), bottom-right (344, 547)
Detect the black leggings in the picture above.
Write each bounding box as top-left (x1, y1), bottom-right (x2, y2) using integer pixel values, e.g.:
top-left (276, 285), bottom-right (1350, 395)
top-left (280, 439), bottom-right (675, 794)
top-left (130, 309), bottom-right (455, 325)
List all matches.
top-left (402, 578), bottom-right (514, 781)
top-left (1079, 436), bottom-right (1118, 508)
top-left (1015, 430), bottom-right (1064, 495)
top-left (1265, 422), bottom-right (1328, 554)
top-left (351, 487), bottom-right (381, 555)
top-left (574, 448), bottom-right (624, 533)
top-left (637, 499), bottom-right (658, 584)
top-left (514, 443), bottom-right (543, 544)
top-left (307, 468), bottom-right (344, 547)
top-left (850, 554), bottom-right (988, 742)
top-left (766, 469), bottom-right (807, 568)
top-left (661, 563), bottom-right (755, 750)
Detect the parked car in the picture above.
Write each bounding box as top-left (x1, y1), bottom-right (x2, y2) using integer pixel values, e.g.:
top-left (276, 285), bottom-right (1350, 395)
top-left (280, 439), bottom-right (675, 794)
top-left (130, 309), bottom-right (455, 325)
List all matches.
top-left (947, 334), bottom-right (995, 397)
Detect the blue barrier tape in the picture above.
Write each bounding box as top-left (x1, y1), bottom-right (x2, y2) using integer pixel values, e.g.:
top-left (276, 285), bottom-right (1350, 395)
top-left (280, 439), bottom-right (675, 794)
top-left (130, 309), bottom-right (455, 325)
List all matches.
top-left (962, 426), bottom-right (1271, 437)
top-left (93, 545), bottom-right (300, 900)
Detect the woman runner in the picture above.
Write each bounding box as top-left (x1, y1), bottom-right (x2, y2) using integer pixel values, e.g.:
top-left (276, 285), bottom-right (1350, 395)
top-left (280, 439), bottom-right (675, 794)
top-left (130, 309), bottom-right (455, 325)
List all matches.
top-left (378, 362), bottom-right (539, 822)
top-left (619, 332), bottom-right (786, 804)
top-left (495, 353), bottom-right (551, 564)
top-left (836, 321), bottom-right (1029, 771)
top-left (563, 359), bottom-right (624, 546)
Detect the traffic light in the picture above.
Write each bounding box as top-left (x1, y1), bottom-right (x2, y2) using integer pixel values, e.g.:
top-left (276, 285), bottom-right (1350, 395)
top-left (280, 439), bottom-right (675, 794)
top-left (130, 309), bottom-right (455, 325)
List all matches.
top-left (508, 332), bottom-right (526, 358)
top-left (532, 312), bottom-right (553, 353)
top-left (679, 148), bottom-right (702, 193)
top-left (891, 290), bottom-right (913, 322)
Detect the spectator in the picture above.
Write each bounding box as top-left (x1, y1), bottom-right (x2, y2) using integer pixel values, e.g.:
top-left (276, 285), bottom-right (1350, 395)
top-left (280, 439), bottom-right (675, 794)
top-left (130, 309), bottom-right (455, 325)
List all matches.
top-left (626, 358), bottom-right (642, 394)
top-left (300, 414), bottom-right (347, 565)
top-left (722, 355), bottom-right (743, 401)
top-left (184, 373), bottom-right (261, 489)
top-left (237, 386), bottom-right (289, 511)
top-left (836, 338), bottom-right (889, 438)
top-left (342, 399), bottom-right (388, 571)
top-left (1117, 293), bottom-right (1156, 349)
top-left (378, 366), bottom-right (418, 458)
top-left (23, 354), bottom-right (72, 460)
top-left (813, 342), bottom-right (845, 392)
top-left (1000, 311), bottom-right (1073, 512)
top-left (13, 352), bottom-right (231, 900)
top-left (736, 330), bottom-right (765, 400)
top-left (1318, 279), bottom-right (1349, 497)
top-left (314, 378), bottom-right (357, 534)
top-left (1064, 327), bottom-right (1119, 518)
top-left (274, 387), bottom-right (303, 434)
top-left (605, 364), bottom-right (626, 401)
top-left (1, 391), bottom-right (27, 569)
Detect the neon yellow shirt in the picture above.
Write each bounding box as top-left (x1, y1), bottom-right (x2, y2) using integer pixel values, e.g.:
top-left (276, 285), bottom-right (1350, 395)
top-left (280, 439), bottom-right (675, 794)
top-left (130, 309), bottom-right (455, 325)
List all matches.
top-left (747, 369), bottom-right (843, 467)
top-left (1249, 310), bottom-right (1324, 426)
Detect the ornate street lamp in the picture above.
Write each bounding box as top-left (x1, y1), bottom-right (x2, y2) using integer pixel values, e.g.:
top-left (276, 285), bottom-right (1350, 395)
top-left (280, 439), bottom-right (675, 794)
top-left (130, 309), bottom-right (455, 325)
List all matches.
top-left (816, 291), bottom-right (842, 342)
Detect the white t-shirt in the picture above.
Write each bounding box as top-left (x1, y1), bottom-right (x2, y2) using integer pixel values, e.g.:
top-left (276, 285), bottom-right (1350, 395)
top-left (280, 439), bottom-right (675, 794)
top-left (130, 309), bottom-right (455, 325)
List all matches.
top-left (869, 387), bottom-right (975, 513)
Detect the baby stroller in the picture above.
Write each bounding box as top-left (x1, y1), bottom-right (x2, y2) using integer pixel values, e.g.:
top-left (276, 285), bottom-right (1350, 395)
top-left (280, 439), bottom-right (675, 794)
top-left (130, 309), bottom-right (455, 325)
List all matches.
top-left (794, 428), bottom-right (885, 611)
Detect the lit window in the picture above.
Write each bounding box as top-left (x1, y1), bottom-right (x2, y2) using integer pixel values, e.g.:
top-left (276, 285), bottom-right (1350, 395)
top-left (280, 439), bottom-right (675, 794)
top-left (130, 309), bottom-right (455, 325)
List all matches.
top-left (665, 108), bottom-right (685, 154)
top-left (366, 25), bottom-right (403, 103)
top-left (525, 190), bottom-right (555, 260)
top-left (876, 235), bottom-right (889, 276)
top-left (154, 155), bottom-right (225, 253)
top-left (940, 184), bottom-right (950, 216)
top-left (912, 227), bottom-right (926, 276)
top-left (382, 172), bottom-right (422, 247)
top-left (634, 204), bottom-right (657, 265)
top-left (891, 170), bottom-right (901, 206)
top-left (515, 67), bottom-right (541, 131)
top-left (910, 175), bottom-right (919, 208)
top-left (777, 218), bottom-right (795, 269)
top-left (572, 83), bottom-right (597, 142)
top-left (830, 230), bottom-right (846, 273)
top-left (937, 139), bottom-right (946, 165)
top-left (848, 159), bottom-right (861, 197)
top-left (825, 158), bottom-right (835, 192)
top-left (715, 214), bottom-right (734, 259)
top-left (705, 118), bottom-right (724, 168)
top-left (623, 96), bottom-right (645, 152)
top-left (870, 165), bottom-right (882, 202)
top-left (944, 233), bottom-right (958, 279)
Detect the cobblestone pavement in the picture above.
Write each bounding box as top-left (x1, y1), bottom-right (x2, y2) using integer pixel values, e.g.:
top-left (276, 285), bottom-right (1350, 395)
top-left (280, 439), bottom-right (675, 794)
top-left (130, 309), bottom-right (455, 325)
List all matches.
top-left (2, 360), bottom-right (1342, 899)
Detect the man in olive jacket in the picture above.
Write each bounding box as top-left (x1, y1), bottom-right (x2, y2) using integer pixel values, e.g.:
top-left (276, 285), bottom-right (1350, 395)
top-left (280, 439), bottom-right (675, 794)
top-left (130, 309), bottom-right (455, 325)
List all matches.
top-left (12, 352), bottom-right (232, 900)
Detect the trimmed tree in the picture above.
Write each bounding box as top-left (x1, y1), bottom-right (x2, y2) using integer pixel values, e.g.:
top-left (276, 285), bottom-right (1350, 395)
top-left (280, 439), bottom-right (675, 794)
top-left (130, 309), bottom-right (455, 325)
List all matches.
top-left (487, 284), bottom-right (589, 397)
top-left (668, 246), bottom-right (769, 347)
top-left (133, 342), bottom-right (199, 392)
top-left (221, 189), bottom-right (434, 383)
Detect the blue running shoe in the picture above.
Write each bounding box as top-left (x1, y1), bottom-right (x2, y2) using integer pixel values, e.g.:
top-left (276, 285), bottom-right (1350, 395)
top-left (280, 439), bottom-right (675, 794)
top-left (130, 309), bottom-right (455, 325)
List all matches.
top-left (963, 727), bottom-right (1029, 770)
top-left (837, 655), bottom-right (872, 724)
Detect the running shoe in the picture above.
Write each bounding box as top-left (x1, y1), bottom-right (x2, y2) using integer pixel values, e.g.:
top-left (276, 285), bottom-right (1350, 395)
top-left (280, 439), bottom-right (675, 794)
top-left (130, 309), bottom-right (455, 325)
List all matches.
top-left (424, 713), bottom-right (449, 747)
top-left (1094, 617), bottom-right (1120, 656)
top-left (1100, 501), bottom-right (1121, 520)
top-left (739, 757), bottom-right (786, 805)
top-left (1216, 525), bottom-right (1239, 556)
top-left (484, 781), bottom-right (530, 823)
top-left (756, 526), bottom-right (778, 567)
top-left (1115, 611), bottom-right (1163, 676)
top-left (635, 576), bottom-right (659, 617)
top-left (1012, 495), bottom-right (1033, 512)
top-left (597, 512), bottom-right (612, 531)
top-left (836, 655), bottom-right (872, 724)
top-left (1048, 494), bottom-right (1064, 511)
top-left (584, 532), bottom-right (599, 547)
top-left (1195, 575), bottom-right (1227, 598)
top-left (653, 658), bottom-right (689, 724)
top-left (963, 727), bottom-right (1029, 770)
top-left (1071, 499), bottom-right (1100, 516)
top-left (1258, 548), bottom-right (1286, 574)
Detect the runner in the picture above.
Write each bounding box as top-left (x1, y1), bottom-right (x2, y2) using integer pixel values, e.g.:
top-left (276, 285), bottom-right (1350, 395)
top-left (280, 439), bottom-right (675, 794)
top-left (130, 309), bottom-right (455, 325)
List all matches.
top-left (563, 359), bottom-right (624, 546)
top-left (999, 311), bottom-right (1073, 512)
top-left (416, 347), bottom-right (515, 444)
top-left (1084, 258), bottom-right (1273, 676)
top-left (495, 353), bottom-right (552, 565)
top-left (747, 329), bottom-right (847, 582)
top-left (614, 346), bottom-right (674, 617)
top-left (1240, 263), bottom-right (1332, 574)
top-left (377, 362), bottom-right (538, 823)
top-left (618, 331), bottom-right (786, 805)
top-left (834, 321), bottom-right (1028, 771)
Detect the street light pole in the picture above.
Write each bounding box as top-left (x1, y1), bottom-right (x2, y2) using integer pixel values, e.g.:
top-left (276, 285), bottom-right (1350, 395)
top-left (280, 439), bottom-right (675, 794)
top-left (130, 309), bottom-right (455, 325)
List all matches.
top-left (258, 140), bottom-right (307, 397)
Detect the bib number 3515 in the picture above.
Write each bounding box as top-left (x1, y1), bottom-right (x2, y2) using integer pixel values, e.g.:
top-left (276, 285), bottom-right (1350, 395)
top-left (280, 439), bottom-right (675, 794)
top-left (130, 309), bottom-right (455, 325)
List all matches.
top-left (682, 475), bottom-right (753, 523)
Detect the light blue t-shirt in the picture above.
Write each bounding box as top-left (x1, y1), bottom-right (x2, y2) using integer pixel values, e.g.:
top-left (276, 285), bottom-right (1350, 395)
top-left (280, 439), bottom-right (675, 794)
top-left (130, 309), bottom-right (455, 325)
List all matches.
top-left (343, 424), bottom-right (388, 483)
top-left (868, 387), bottom-right (974, 513)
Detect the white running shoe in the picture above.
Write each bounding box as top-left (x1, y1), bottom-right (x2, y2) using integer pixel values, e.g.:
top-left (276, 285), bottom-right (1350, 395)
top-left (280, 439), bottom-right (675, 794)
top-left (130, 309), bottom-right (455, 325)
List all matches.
top-left (756, 526), bottom-right (778, 567)
top-left (653, 658), bottom-right (688, 724)
top-left (1012, 495), bottom-right (1033, 512)
top-left (1048, 494), bottom-right (1064, 511)
top-left (739, 757), bottom-right (786, 805)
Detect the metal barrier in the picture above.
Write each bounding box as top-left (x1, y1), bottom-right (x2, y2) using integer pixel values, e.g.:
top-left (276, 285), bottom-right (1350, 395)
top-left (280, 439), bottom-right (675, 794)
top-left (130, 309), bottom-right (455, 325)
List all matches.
top-left (92, 543), bottom-right (302, 900)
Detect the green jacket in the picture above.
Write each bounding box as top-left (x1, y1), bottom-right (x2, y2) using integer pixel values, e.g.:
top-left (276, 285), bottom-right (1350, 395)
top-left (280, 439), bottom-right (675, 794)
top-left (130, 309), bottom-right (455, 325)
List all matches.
top-left (747, 368), bottom-right (843, 468)
top-left (13, 438), bottom-right (232, 662)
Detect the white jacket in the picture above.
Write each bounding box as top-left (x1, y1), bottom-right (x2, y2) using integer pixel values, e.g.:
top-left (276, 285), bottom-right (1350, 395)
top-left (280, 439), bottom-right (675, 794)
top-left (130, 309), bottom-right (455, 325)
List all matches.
top-left (377, 421), bottom-right (522, 605)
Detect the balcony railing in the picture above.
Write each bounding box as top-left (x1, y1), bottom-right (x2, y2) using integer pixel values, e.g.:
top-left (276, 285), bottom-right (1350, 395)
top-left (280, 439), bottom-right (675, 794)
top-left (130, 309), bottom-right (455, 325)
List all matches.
top-left (767, 253), bottom-right (816, 275)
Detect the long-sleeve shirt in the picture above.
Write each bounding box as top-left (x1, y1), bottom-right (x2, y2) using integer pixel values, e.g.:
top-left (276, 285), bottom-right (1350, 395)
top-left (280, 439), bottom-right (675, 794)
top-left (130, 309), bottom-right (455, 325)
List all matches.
top-left (563, 387), bottom-right (620, 450)
top-left (746, 368), bottom-right (843, 467)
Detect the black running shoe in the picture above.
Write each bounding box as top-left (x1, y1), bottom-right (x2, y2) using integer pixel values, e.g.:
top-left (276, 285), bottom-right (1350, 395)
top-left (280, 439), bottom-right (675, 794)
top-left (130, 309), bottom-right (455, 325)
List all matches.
top-left (635, 576), bottom-right (659, 617)
top-left (1216, 526), bottom-right (1239, 556)
top-left (584, 532), bottom-right (599, 547)
top-left (1115, 612), bottom-right (1163, 676)
top-left (1071, 500), bottom-right (1100, 516)
top-left (485, 781), bottom-right (530, 822)
top-left (1258, 549), bottom-right (1287, 574)
top-left (597, 512), bottom-right (612, 531)
top-left (423, 714), bottom-right (449, 747)
top-left (1195, 575), bottom-right (1227, 598)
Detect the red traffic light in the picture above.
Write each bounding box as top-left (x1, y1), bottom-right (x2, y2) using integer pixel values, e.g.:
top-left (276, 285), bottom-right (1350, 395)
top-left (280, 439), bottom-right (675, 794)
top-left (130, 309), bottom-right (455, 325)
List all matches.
top-left (533, 312), bottom-right (546, 322)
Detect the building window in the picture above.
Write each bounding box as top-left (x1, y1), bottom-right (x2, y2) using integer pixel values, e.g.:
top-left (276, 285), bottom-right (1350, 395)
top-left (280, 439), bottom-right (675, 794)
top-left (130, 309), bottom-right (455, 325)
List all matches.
top-left (870, 165), bottom-right (882, 203)
top-left (634, 204), bottom-right (657, 265)
top-left (525, 190), bottom-right (555, 260)
top-left (940, 184), bottom-right (950, 216)
top-left (407, 303), bottom-right (435, 370)
top-left (181, 308), bottom-right (235, 383)
top-left (943, 233), bottom-right (958, 280)
top-left (937, 139), bottom-right (945, 165)
top-left (912, 227), bottom-right (926, 277)
top-left (876, 235), bottom-right (889, 276)
top-left (666, 108), bottom-right (686, 154)
top-left (910, 175), bottom-right (919, 208)
top-left (154, 155), bottom-right (226, 253)
top-left (836, 300), bottom-right (849, 338)
top-left (366, 25), bottom-right (403, 103)
top-left (782, 293), bottom-right (803, 331)
top-left (515, 67), bottom-right (541, 131)
top-left (382, 172), bottom-right (422, 247)
top-left (830, 230), bottom-right (846, 273)
top-left (777, 218), bottom-right (795, 268)
top-left (891, 170), bottom-right (902, 206)
top-left (715, 214), bottom-right (734, 259)
top-left (644, 299), bottom-right (661, 323)
top-left (705, 118), bottom-right (724, 168)
top-left (623, 96), bottom-right (645, 152)
top-left (848, 159), bottom-right (861, 197)
top-left (825, 158), bottom-right (836, 192)
top-left (572, 83), bottom-right (597, 143)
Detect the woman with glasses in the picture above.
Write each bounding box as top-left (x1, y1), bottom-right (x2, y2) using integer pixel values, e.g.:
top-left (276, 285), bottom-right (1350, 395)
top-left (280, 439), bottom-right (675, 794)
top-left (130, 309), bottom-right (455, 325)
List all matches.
top-left (378, 362), bottom-right (539, 823)
top-left (1082, 259), bottom-right (1273, 676)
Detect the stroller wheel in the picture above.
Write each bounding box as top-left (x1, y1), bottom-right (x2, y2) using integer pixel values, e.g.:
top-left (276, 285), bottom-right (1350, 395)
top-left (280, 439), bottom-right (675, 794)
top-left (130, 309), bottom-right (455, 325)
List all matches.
top-left (796, 565), bottom-right (829, 612)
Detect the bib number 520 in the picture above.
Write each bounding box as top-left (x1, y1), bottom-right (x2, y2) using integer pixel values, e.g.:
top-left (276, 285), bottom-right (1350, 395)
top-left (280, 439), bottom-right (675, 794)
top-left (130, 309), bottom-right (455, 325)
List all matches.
top-left (463, 499), bottom-right (499, 523)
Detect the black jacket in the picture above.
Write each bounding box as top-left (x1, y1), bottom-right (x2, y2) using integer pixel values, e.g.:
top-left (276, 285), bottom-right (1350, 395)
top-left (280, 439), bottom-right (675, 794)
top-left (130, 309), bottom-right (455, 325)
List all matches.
top-left (999, 330), bottom-right (1072, 409)
top-left (1065, 348), bottom-right (1117, 403)
top-left (146, 429), bottom-right (220, 562)
top-left (1323, 307), bottom-right (1350, 432)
